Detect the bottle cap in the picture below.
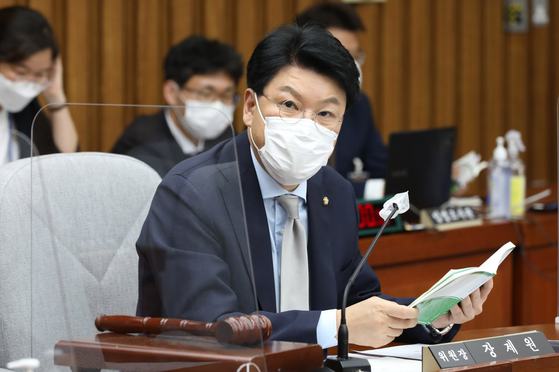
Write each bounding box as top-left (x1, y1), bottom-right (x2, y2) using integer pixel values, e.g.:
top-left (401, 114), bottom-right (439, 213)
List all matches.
top-left (493, 137), bottom-right (507, 161)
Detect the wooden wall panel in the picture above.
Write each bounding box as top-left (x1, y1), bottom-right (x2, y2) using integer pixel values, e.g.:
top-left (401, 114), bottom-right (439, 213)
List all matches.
top-left (65, 1), bottom-right (93, 150)
top-left (408, 0), bottom-right (432, 130)
top-left (100, 0), bottom-right (126, 152)
top-left (551, 0), bottom-right (559, 184)
top-left (457, 0), bottom-right (482, 163)
top-left (529, 24), bottom-right (551, 184)
top-left (1, 0), bottom-right (557, 186)
top-left (234, 0), bottom-right (264, 130)
top-left (513, 245), bottom-right (558, 325)
top-left (0, 0), bottom-right (23, 8)
top-left (457, 0), bottom-right (483, 192)
top-left (505, 32), bottom-right (529, 173)
top-left (295, 0), bottom-right (318, 14)
top-left (204, 0), bottom-right (234, 43)
top-left (379, 0), bottom-right (405, 138)
top-left (170, 0), bottom-right (203, 44)
top-left (136, 0), bottom-right (167, 115)
top-left (433, 0), bottom-right (457, 130)
top-left (354, 4), bottom-right (381, 115)
top-left (266, 0), bottom-right (296, 31)
top-left (481, 0), bottom-right (506, 172)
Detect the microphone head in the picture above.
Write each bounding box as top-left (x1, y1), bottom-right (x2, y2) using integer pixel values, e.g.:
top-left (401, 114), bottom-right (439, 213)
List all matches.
top-left (379, 191), bottom-right (409, 220)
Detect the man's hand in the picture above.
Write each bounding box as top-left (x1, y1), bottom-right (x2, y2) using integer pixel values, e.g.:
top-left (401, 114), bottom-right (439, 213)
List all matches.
top-left (431, 278), bottom-right (494, 329)
top-left (337, 296), bottom-right (419, 348)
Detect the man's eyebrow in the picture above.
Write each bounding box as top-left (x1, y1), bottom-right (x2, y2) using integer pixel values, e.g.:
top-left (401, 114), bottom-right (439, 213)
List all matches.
top-left (321, 96), bottom-right (340, 105)
top-left (278, 85), bottom-right (341, 106)
top-left (14, 62), bottom-right (52, 73)
top-left (278, 86), bottom-right (302, 100)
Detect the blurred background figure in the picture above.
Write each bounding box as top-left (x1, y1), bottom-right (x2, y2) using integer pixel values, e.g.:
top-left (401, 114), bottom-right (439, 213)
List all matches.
top-left (0, 6), bottom-right (78, 166)
top-left (111, 35), bottom-right (243, 178)
top-left (296, 2), bottom-right (387, 198)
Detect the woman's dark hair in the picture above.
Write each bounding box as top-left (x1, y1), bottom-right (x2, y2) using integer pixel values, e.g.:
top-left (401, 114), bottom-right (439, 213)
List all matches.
top-left (295, 2), bottom-right (365, 31)
top-left (0, 6), bottom-right (59, 63)
top-left (164, 35), bottom-right (244, 86)
top-left (246, 23), bottom-right (360, 111)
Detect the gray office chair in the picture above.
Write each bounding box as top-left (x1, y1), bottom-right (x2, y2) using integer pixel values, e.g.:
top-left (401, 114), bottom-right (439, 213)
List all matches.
top-left (0, 152), bottom-right (161, 371)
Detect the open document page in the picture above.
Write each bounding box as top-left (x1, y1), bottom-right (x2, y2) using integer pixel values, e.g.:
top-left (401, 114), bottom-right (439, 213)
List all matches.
top-left (409, 242), bottom-right (515, 325)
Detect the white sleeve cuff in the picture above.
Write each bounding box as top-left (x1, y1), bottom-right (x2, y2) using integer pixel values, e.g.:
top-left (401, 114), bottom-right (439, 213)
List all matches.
top-left (316, 309), bottom-right (338, 349)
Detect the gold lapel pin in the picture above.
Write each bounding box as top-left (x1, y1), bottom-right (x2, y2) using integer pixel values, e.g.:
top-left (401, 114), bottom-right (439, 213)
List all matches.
top-left (323, 196), bottom-right (329, 206)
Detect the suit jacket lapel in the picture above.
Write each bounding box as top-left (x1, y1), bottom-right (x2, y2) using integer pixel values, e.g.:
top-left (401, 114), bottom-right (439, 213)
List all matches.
top-left (220, 132), bottom-right (276, 312)
top-left (307, 171), bottom-right (337, 310)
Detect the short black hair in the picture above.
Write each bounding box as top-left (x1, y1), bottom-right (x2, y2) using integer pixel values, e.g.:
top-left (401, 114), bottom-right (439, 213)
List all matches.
top-left (164, 35), bottom-right (243, 87)
top-left (0, 6), bottom-right (59, 63)
top-left (246, 23), bottom-right (360, 111)
top-left (295, 2), bottom-right (365, 31)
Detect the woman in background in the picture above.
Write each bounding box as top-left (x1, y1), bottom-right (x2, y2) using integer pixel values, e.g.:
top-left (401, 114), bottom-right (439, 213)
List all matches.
top-left (0, 6), bottom-right (78, 166)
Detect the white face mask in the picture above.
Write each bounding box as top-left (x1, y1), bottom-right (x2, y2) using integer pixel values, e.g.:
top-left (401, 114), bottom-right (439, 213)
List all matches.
top-left (250, 93), bottom-right (338, 186)
top-left (0, 72), bottom-right (49, 113)
top-left (174, 84), bottom-right (235, 140)
top-left (183, 99), bottom-right (235, 140)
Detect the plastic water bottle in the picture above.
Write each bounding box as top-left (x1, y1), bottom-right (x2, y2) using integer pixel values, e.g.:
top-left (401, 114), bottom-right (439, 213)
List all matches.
top-left (487, 137), bottom-right (511, 219)
top-left (505, 130), bottom-right (526, 219)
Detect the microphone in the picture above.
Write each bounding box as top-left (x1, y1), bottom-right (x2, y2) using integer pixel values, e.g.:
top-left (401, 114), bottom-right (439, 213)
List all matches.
top-left (324, 192), bottom-right (409, 372)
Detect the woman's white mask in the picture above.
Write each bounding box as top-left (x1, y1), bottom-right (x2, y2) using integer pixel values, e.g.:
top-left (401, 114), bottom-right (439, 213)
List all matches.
top-left (0, 73), bottom-right (49, 113)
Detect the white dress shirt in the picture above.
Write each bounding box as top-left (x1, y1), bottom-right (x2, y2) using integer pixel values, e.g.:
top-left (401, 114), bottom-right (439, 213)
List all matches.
top-left (250, 147), bottom-right (337, 348)
top-left (0, 109), bottom-right (19, 167)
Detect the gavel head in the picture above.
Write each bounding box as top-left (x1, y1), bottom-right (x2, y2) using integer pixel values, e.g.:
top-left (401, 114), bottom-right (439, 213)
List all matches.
top-left (215, 314), bottom-right (273, 345)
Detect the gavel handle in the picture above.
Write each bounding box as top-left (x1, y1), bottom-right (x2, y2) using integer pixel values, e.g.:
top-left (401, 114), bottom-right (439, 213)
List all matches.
top-left (95, 314), bottom-right (273, 345)
top-left (95, 315), bottom-right (214, 336)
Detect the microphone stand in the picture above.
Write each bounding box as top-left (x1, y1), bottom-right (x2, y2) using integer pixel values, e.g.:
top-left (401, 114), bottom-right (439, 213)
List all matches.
top-left (324, 203), bottom-right (399, 372)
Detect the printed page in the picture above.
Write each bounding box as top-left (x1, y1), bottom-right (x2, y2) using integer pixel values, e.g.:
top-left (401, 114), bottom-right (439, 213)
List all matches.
top-left (353, 343), bottom-right (428, 360)
top-left (478, 241), bottom-right (516, 273)
top-left (409, 242), bottom-right (515, 324)
top-left (344, 354), bottom-right (422, 372)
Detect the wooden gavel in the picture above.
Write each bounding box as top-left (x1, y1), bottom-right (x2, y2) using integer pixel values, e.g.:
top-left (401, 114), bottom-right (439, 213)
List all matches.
top-left (95, 314), bottom-right (272, 346)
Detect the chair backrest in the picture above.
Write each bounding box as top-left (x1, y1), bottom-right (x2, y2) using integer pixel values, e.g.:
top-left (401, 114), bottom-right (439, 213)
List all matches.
top-left (0, 152), bottom-right (161, 370)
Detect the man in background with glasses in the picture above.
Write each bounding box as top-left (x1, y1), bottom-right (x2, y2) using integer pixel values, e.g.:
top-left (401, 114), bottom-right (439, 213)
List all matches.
top-left (112, 35), bottom-right (243, 177)
top-left (296, 3), bottom-right (387, 197)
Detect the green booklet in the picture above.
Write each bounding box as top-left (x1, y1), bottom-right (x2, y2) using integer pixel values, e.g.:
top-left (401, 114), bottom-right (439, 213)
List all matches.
top-left (409, 241), bottom-right (515, 325)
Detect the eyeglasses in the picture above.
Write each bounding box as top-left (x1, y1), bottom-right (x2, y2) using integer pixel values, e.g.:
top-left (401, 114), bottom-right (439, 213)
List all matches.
top-left (182, 86), bottom-right (239, 105)
top-left (2, 63), bottom-right (52, 86)
top-left (262, 94), bottom-right (342, 132)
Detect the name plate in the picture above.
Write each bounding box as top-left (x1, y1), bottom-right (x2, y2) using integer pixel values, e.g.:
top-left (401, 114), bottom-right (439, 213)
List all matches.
top-left (423, 331), bottom-right (555, 371)
top-left (420, 206), bottom-right (482, 231)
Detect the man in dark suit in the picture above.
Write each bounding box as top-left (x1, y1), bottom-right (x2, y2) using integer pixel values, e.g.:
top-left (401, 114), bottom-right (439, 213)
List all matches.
top-left (296, 3), bottom-right (387, 197)
top-left (137, 24), bottom-right (492, 349)
top-left (112, 36), bottom-right (243, 177)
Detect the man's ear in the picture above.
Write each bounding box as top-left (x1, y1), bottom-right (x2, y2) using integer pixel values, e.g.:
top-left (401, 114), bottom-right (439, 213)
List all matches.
top-left (162, 80), bottom-right (180, 106)
top-left (243, 88), bottom-right (256, 128)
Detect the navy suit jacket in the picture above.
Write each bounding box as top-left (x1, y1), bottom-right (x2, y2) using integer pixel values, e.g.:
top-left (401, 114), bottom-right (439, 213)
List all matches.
top-left (335, 93), bottom-right (387, 182)
top-left (111, 110), bottom-right (232, 178)
top-left (136, 131), bottom-right (458, 345)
